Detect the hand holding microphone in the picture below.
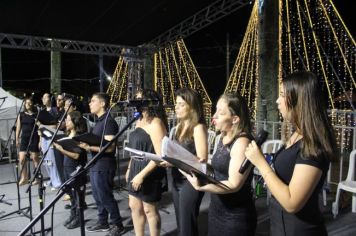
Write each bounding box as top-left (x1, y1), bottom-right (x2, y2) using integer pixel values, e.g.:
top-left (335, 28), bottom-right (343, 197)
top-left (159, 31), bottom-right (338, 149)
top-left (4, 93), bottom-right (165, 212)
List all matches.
top-left (239, 129), bottom-right (268, 174)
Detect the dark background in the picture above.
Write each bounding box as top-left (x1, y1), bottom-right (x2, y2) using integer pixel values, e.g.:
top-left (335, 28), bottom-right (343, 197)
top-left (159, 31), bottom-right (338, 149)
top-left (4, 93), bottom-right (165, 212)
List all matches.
top-left (0, 0), bottom-right (354, 103)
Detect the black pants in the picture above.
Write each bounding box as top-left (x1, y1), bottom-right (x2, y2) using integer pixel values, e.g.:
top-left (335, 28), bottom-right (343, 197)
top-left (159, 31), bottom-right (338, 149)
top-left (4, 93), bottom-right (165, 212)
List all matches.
top-left (63, 166), bottom-right (86, 214)
top-left (172, 177), bottom-right (204, 236)
top-left (90, 170), bottom-right (122, 225)
top-left (54, 148), bottom-right (65, 184)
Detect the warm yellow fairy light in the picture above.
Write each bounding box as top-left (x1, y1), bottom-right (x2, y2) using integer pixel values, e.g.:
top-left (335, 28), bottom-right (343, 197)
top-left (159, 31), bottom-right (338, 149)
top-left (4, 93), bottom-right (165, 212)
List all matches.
top-left (318, 0), bottom-right (355, 88)
top-left (296, 0), bottom-right (310, 70)
top-left (303, 0), bottom-right (335, 109)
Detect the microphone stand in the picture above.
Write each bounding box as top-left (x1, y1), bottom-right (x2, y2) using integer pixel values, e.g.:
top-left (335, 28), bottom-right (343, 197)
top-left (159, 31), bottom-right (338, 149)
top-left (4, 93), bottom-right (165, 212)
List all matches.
top-left (0, 99), bottom-right (31, 221)
top-left (19, 111), bottom-right (142, 236)
top-left (25, 102), bottom-right (73, 235)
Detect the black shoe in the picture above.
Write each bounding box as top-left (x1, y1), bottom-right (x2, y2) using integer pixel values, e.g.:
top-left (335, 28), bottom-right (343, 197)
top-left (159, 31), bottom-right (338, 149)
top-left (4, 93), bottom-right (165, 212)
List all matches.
top-left (63, 213), bottom-right (75, 227)
top-left (105, 224), bottom-right (125, 236)
top-left (66, 217), bottom-right (80, 229)
top-left (86, 222), bottom-right (110, 232)
top-left (65, 202), bottom-right (87, 210)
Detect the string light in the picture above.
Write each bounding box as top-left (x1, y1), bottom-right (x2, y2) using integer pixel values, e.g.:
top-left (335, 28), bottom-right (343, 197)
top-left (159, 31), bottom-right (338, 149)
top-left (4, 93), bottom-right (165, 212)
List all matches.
top-left (225, 0), bottom-right (355, 149)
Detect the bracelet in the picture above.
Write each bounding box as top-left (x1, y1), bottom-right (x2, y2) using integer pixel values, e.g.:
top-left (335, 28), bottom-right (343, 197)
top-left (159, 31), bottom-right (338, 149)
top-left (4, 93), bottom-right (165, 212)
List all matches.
top-left (263, 170), bottom-right (274, 179)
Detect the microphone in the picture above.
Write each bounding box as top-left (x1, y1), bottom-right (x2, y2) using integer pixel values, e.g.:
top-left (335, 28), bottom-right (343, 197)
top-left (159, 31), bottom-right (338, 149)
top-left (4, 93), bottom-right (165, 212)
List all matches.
top-left (35, 104), bottom-right (44, 112)
top-left (239, 129), bottom-right (269, 174)
top-left (0, 96), bottom-right (8, 99)
top-left (117, 99), bottom-right (160, 108)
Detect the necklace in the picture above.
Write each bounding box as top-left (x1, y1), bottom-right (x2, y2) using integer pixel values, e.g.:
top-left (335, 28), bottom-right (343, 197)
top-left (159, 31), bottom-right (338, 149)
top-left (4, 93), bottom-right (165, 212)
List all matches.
top-left (288, 132), bottom-right (301, 148)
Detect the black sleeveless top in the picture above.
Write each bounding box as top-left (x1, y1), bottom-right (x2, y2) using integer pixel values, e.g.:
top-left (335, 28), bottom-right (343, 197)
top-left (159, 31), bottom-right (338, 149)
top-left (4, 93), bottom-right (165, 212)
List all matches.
top-left (127, 127), bottom-right (167, 202)
top-left (20, 112), bottom-right (38, 139)
top-left (211, 133), bottom-right (254, 208)
top-left (171, 135), bottom-right (197, 180)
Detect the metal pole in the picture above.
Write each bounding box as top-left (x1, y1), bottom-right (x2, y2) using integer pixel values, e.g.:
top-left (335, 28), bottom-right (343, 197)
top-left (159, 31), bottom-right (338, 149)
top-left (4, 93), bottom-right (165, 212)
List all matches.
top-left (0, 47), bottom-right (3, 87)
top-left (99, 54), bottom-right (104, 92)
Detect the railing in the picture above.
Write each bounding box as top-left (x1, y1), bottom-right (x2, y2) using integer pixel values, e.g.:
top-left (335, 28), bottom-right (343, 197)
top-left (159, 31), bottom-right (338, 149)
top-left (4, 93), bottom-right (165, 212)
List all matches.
top-left (2, 110), bottom-right (354, 184)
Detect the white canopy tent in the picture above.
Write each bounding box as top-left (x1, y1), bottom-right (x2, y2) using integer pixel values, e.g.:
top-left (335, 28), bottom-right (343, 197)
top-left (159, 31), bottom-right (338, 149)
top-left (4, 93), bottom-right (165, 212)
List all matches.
top-left (0, 87), bottom-right (23, 157)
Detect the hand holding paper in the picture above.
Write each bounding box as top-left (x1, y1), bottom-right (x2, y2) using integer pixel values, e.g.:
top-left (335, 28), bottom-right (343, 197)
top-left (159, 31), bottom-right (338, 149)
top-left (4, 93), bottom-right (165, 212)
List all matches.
top-left (124, 136), bottom-right (230, 190)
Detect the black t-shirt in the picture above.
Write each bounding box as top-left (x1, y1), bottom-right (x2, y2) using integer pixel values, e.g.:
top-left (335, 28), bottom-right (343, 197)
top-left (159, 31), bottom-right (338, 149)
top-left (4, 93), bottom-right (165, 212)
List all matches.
top-left (91, 112), bottom-right (118, 171)
top-left (47, 107), bottom-right (59, 118)
top-left (273, 140), bottom-right (329, 224)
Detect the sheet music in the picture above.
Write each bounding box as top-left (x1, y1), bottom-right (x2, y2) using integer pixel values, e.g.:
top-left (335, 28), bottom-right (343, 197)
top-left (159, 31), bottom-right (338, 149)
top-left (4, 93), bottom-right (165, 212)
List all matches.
top-left (39, 124), bottom-right (64, 138)
top-left (161, 136), bottom-right (207, 174)
top-left (124, 137), bottom-right (207, 174)
top-left (124, 147), bottom-right (163, 162)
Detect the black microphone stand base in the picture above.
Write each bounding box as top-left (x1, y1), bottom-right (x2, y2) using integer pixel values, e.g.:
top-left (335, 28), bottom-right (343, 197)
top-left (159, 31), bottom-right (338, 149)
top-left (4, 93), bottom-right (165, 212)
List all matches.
top-left (31, 227), bottom-right (52, 235)
top-left (0, 206), bottom-right (31, 220)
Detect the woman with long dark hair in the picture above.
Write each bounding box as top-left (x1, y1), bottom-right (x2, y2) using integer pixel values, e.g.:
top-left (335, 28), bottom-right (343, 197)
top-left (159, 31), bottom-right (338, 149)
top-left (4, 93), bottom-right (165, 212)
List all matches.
top-left (125, 89), bottom-right (168, 236)
top-left (184, 92), bottom-right (256, 236)
top-left (245, 71), bottom-right (337, 235)
top-left (167, 88), bottom-right (208, 236)
top-left (16, 97), bottom-right (40, 185)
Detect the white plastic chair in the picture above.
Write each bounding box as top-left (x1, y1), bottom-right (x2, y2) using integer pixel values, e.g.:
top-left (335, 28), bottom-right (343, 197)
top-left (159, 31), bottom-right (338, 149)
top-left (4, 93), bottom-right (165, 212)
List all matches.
top-left (261, 140), bottom-right (284, 154)
top-left (207, 130), bottom-right (216, 155)
top-left (169, 126), bottom-right (177, 140)
top-left (254, 139), bottom-right (283, 205)
top-left (115, 116), bottom-right (127, 143)
top-left (332, 149), bottom-right (356, 218)
top-left (208, 133), bottom-right (221, 163)
top-left (121, 124), bottom-right (135, 159)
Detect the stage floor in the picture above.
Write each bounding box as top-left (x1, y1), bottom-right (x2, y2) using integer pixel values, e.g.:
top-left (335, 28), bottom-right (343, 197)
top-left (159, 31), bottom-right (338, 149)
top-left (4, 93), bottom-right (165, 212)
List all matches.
top-left (0, 158), bottom-right (355, 236)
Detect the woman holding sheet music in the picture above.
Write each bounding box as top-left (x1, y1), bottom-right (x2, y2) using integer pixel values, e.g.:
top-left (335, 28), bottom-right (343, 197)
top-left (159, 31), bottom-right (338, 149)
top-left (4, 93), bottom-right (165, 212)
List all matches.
top-left (166, 88), bottom-right (208, 236)
top-left (125, 89), bottom-right (168, 236)
top-left (15, 97), bottom-right (40, 186)
top-left (53, 110), bottom-right (87, 229)
top-left (183, 92), bottom-right (256, 236)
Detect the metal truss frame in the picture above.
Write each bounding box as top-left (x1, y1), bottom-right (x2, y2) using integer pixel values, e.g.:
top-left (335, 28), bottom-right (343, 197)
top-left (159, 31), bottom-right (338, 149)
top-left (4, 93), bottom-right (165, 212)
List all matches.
top-left (0, 33), bottom-right (140, 57)
top-left (150, 0), bottom-right (252, 47)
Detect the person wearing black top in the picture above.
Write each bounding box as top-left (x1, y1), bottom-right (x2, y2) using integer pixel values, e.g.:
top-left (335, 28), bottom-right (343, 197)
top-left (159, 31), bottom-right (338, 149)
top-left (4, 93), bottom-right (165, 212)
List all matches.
top-left (53, 111), bottom-right (87, 229)
top-left (56, 94), bottom-right (65, 116)
top-left (162, 88), bottom-right (208, 236)
top-left (184, 92), bottom-right (256, 236)
top-left (245, 71), bottom-right (337, 235)
top-left (125, 89), bottom-right (168, 236)
top-left (15, 97), bottom-right (40, 186)
top-left (79, 92), bottom-right (124, 236)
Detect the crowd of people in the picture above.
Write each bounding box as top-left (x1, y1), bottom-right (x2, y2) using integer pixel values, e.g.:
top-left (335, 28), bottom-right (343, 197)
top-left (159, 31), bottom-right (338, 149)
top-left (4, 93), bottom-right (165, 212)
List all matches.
top-left (15, 71), bottom-right (337, 236)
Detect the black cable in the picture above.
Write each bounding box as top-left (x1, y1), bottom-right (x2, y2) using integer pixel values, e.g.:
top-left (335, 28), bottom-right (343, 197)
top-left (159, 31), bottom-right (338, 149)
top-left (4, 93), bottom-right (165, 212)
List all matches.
top-left (99, 104), bottom-right (116, 150)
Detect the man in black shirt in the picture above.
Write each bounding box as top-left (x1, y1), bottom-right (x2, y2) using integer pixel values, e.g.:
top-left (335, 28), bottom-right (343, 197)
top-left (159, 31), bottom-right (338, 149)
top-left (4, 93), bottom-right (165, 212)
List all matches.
top-left (80, 93), bottom-right (124, 235)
